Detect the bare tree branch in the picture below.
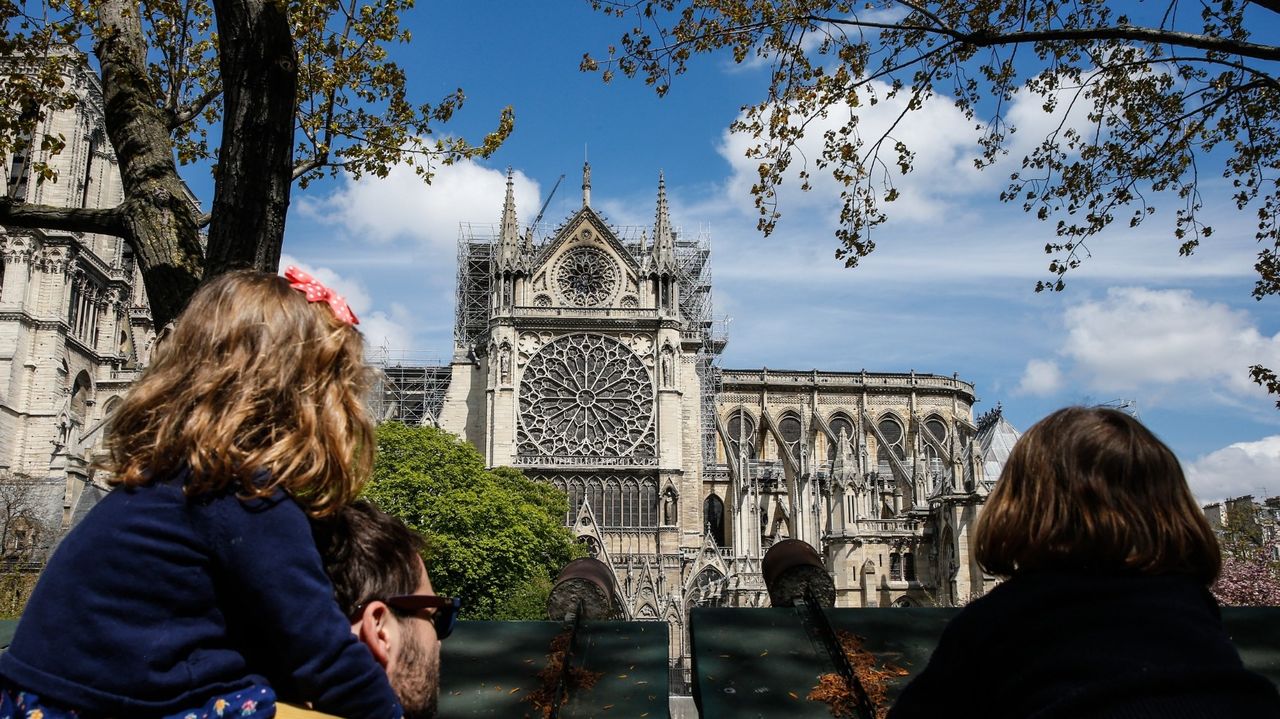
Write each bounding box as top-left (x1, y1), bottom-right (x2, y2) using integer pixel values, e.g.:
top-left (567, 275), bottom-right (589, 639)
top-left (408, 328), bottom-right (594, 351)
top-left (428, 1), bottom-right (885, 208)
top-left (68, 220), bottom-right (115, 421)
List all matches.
top-left (0, 199), bottom-right (126, 236)
top-left (291, 155), bottom-right (326, 180)
top-left (812, 14), bottom-right (1280, 62)
top-left (168, 83), bottom-right (221, 130)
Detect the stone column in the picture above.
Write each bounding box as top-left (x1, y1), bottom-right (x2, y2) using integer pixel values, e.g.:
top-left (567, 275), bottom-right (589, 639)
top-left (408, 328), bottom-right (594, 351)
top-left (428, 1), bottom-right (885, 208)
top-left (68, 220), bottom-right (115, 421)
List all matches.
top-left (1, 237), bottom-right (34, 306)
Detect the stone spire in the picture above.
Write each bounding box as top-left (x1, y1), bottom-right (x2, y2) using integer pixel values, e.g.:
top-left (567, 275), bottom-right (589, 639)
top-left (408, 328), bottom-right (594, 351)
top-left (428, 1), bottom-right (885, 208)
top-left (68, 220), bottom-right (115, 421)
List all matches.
top-left (582, 161), bottom-right (592, 207)
top-left (651, 171), bottom-right (677, 274)
top-left (497, 167), bottom-right (520, 271)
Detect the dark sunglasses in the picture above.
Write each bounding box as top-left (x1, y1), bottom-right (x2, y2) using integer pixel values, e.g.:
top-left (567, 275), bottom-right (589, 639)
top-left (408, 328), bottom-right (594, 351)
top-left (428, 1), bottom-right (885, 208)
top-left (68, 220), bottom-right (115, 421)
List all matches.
top-left (351, 595), bottom-right (461, 640)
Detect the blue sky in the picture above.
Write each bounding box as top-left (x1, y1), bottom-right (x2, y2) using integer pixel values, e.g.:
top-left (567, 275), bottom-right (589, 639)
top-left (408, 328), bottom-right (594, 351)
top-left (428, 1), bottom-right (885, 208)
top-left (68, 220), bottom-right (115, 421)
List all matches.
top-left (264, 2), bottom-right (1280, 502)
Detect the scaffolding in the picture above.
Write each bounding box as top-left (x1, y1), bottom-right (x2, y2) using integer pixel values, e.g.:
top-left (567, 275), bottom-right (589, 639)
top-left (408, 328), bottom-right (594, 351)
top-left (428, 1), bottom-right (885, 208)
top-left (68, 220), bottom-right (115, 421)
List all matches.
top-left (673, 227), bottom-right (727, 470)
top-left (367, 346), bottom-right (452, 427)
top-left (455, 223), bottom-right (498, 349)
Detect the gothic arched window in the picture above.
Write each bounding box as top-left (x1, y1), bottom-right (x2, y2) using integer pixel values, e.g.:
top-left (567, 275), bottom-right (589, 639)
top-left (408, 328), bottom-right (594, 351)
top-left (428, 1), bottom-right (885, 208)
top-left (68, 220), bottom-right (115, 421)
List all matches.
top-left (589, 480), bottom-right (605, 522)
top-left (778, 413), bottom-right (802, 463)
top-left (566, 477), bottom-right (586, 523)
top-left (640, 478), bottom-right (657, 526)
top-left (623, 479), bottom-right (639, 527)
top-left (877, 415), bottom-right (906, 461)
top-left (924, 416), bottom-right (948, 444)
top-left (70, 372), bottom-right (92, 422)
top-left (605, 478), bottom-right (622, 527)
top-left (827, 413), bottom-right (856, 462)
top-left (689, 568), bottom-right (725, 608)
top-left (703, 494), bottom-right (725, 547)
top-left (726, 409), bottom-right (757, 461)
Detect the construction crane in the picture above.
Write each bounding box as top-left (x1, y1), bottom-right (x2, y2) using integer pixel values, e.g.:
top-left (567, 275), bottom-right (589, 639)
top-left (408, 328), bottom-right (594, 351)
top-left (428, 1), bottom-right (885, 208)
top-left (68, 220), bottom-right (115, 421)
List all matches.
top-left (531, 174), bottom-right (565, 230)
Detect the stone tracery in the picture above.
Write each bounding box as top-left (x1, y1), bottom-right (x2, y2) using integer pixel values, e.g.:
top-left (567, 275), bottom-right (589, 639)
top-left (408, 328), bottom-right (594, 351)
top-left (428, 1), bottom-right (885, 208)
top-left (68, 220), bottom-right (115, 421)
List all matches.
top-left (554, 246), bottom-right (618, 306)
top-left (517, 333), bottom-right (654, 460)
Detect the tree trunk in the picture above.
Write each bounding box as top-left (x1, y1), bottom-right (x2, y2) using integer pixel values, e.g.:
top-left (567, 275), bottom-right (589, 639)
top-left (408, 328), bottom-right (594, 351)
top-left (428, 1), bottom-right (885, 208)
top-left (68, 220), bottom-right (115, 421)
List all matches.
top-left (94, 0), bottom-right (204, 329)
top-left (205, 0), bottom-right (298, 277)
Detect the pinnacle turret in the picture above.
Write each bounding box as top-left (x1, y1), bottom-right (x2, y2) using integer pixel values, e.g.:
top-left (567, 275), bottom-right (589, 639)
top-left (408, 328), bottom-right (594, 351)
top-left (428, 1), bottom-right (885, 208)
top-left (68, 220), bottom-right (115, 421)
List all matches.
top-left (497, 167), bottom-right (520, 271)
top-left (651, 171), bottom-right (677, 275)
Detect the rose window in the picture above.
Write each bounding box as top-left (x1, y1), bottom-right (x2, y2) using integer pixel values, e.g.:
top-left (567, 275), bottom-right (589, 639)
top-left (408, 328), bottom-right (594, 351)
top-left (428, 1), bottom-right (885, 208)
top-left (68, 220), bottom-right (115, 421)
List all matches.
top-left (555, 247), bottom-right (618, 306)
top-left (518, 334), bottom-right (654, 459)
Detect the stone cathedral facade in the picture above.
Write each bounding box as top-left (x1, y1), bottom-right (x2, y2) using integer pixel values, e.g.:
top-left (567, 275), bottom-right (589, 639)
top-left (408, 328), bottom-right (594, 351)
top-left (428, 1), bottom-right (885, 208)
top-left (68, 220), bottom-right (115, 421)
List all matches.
top-left (436, 167), bottom-right (1021, 675)
top-left (0, 52), bottom-right (160, 554)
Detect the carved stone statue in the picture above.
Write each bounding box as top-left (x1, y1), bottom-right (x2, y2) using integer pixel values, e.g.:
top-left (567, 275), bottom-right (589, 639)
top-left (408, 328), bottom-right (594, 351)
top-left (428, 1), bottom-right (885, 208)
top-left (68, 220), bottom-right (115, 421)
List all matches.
top-left (913, 455), bottom-right (928, 505)
top-left (498, 343), bottom-right (512, 383)
top-left (857, 430), bottom-right (869, 473)
top-left (660, 347), bottom-right (674, 387)
top-left (662, 487), bottom-right (677, 525)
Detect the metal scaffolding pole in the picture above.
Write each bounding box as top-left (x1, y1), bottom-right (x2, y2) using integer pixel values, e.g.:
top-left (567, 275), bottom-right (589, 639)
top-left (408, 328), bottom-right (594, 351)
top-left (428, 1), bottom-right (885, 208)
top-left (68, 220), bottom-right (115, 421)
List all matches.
top-left (366, 346), bottom-right (452, 426)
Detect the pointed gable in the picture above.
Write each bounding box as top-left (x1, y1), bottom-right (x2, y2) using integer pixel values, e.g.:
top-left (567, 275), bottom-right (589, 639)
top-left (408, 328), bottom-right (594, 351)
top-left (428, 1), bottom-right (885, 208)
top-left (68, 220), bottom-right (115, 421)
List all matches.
top-left (526, 206), bottom-right (644, 308)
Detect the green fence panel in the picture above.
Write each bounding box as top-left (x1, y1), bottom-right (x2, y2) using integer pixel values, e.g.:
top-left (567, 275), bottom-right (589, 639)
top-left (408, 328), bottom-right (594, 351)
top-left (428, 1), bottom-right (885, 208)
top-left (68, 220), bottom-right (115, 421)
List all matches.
top-left (691, 607), bottom-right (1280, 719)
top-left (440, 620), bottom-right (669, 718)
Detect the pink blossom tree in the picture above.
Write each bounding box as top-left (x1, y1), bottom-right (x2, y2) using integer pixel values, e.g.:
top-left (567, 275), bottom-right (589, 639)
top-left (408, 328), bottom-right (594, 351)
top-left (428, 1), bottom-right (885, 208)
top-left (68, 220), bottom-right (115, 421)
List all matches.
top-left (1212, 499), bottom-right (1280, 606)
top-left (1214, 547), bottom-right (1280, 606)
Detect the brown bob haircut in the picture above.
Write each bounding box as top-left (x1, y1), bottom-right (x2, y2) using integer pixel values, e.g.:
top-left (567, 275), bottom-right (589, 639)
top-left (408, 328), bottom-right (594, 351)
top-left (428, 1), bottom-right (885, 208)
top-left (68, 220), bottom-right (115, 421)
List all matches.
top-left (974, 406), bottom-right (1220, 584)
top-left (105, 269), bottom-right (375, 517)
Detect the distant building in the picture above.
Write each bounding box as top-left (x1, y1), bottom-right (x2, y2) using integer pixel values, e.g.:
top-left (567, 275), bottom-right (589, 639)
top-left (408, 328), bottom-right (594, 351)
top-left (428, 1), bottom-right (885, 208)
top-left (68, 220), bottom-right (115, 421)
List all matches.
top-left (1204, 495), bottom-right (1280, 559)
top-left (375, 165), bottom-right (1021, 687)
top-left (0, 50), bottom-right (162, 553)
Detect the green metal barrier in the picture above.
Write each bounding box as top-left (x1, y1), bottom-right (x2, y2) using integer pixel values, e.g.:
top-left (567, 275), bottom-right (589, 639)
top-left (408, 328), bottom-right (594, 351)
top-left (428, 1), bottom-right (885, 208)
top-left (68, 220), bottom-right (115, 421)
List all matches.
top-left (440, 620), bottom-right (670, 718)
top-left (690, 607), bottom-right (1280, 718)
top-left (1, 607), bottom-right (1275, 719)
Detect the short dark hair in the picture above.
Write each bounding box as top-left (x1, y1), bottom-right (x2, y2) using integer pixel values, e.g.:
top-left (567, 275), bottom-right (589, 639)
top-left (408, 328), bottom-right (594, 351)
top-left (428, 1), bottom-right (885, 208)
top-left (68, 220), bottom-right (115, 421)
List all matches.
top-left (313, 500), bottom-right (428, 616)
top-left (974, 406), bottom-right (1221, 584)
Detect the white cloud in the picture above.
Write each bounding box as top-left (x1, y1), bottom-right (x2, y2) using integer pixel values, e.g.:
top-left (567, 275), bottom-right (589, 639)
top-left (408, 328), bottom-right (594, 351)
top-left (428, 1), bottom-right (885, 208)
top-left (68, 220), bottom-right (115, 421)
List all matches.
top-left (1023, 287), bottom-right (1280, 405)
top-left (359, 302), bottom-right (414, 352)
top-left (298, 160), bottom-right (541, 250)
top-left (1017, 359), bottom-right (1064, 396)
top-left (716, 79), bottom-right (983, 225)
top-left (279, 254), bottom-right (413, 351)
top-left (1186, 436), bottom-right (1280, 503)
top-left (699, 70), bottom-right (1258, 292)
top-left (728, 6), bottom-right (910, 73)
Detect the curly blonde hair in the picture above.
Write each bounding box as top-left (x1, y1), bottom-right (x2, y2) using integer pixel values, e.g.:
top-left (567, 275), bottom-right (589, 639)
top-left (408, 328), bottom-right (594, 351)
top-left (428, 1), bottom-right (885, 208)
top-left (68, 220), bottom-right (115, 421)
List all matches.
top-left (106, 269), bottom-right (375, 517)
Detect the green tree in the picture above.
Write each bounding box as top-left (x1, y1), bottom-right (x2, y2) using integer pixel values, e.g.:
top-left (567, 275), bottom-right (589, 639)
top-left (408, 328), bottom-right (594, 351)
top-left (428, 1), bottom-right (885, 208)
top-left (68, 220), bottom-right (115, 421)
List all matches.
top-left (364, 423), bottom-right (582, 620)
top-left (585, 0), bottom-right (1280, 403)
top-left (0, 0), bottom-right (511, 327)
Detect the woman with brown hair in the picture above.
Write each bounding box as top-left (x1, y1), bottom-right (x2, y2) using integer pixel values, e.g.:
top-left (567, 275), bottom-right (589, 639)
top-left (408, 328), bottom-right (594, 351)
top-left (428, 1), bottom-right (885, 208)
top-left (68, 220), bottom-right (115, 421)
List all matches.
top-left (0, 269), bottom-right (404, 719)
top-left (889, 406), bottom-right (1280, 718)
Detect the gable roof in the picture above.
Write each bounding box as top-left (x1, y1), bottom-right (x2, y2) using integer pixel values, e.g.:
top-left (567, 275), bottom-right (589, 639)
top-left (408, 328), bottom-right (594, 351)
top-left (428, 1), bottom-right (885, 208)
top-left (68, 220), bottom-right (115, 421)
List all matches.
top-left (532, 206), bottom-right (643, 275)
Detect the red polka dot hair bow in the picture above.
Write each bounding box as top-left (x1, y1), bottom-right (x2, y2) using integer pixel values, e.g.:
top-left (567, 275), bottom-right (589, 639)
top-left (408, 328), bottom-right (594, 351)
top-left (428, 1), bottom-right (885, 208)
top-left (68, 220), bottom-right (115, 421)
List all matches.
top-left (283, 266), bottom-right (360, 326)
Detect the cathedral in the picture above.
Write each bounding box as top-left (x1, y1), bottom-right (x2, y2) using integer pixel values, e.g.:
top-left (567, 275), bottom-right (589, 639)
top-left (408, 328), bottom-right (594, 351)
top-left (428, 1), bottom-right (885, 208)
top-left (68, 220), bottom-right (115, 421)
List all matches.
top-left (0, 51), bottom-right (160, 556)
top-left (0, 51), bottom-right (1023, 686)
top-left (429, 166), bottom-right (1021, 679)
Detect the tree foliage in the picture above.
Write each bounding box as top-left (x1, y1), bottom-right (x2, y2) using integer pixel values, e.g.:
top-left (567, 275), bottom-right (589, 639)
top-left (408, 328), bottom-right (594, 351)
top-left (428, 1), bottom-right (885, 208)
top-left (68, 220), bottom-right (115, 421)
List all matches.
top-left (363, 423), bottom-right (582, 620)
top-left (0, 472), bottom-right (59, 563)
top-left (584, 0), bottom-right (1280, 402)
top-left (0, 0), bottom-right (512, 326)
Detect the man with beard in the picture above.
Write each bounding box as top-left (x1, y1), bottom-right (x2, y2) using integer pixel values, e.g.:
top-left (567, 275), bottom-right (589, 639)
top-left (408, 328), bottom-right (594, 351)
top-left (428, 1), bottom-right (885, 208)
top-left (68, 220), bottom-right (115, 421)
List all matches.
top-left (281, 501), bottom-right (457, 719)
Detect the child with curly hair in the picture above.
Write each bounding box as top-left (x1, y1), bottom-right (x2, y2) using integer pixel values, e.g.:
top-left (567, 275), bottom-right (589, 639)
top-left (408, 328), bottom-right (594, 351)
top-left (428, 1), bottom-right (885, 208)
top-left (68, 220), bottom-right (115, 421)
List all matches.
top-left (0, 268), bottom-right (404, 718)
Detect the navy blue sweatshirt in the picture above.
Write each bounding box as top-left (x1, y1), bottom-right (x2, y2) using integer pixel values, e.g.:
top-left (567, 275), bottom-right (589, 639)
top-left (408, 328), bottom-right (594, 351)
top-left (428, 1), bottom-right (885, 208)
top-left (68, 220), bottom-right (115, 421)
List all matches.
top-left (889, 570), bottom-right (1280, 719)
top-left (0, 474), bottom-right (402, 718)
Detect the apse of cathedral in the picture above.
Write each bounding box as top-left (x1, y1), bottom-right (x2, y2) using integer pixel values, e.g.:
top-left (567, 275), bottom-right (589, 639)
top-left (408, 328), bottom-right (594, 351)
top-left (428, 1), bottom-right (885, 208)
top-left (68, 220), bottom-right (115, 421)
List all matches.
top-left (431, 164), bottom-right (1022, 671)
